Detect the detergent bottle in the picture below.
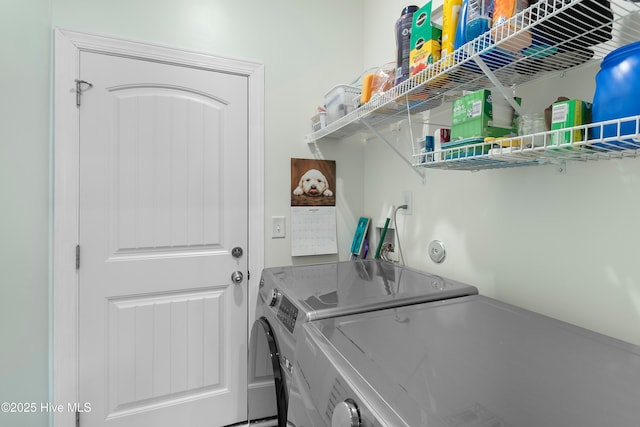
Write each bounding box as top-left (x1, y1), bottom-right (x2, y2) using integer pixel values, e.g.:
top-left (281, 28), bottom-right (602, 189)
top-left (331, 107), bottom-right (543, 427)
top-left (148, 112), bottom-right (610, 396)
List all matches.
top-left (466, 0), bottom-right (493, 41)
top-left (395, 5), bottom-right (419, 86)
top-left (442, 0), bottom-right (463, 63)
top-left (454, 0), bottom-right (469, 51)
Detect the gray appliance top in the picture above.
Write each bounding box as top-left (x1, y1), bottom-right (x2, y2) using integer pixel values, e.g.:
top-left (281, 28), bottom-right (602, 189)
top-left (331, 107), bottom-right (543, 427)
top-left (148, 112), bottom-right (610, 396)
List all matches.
top-left (310, 295), bottom-right (640, 427)
top-left (260, 260), bottom-right (478, 321)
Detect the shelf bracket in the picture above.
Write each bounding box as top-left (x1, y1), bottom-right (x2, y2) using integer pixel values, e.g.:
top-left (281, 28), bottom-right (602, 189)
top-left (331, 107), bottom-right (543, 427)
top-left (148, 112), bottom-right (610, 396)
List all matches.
top-left (472, 56), bottom-right (524, 115)
top-left (361, 119), bottom-right (426, 182)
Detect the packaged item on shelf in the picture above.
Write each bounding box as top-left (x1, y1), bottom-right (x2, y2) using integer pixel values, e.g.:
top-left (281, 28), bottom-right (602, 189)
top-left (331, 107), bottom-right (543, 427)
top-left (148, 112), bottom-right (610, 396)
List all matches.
top-left (517, 112), bottom-right (547, 147)
top-left (441, 137), bottom-right (493, 159)
top-left (434, 128), bottom-right (451, 161)
top-left (465, 0), bottom-right (493, 41)
top-left (441, 0), bottom-right (462, 66)
top-left (435, 128), bottom-right (451, 146)
top-left (409, 2), bottom-right (442, 78)
top-left (544, 96), bottom-right (569, 129)
top-left (492, 0), bottom-right (524, 28)
top-left (324, 84), bottom-right (361, 124)
top-left (425, 135), bottom-right (435, 152)
top-left (310, 108), bottom-right (327, 132)
top-left (515, 45), bottom-right (593, 77)
top-left (451, 89), bottom-right (517, 141)
top-left (520, 30), bottom-right (557, 60)
top-left (370, 62), bottom-right (396, 101)
top-left (549, 99), bottom-right (592, 145)
top-left (454, 0), bottom-right (469, 50)
top-left (592, 40), bottom-right (640, 148)
top-left (395, 5), bottom-right (420, 86)
top-left (359, 63), bottom-right (396, 106)
top-left (361, 74), bottom-right (375, 104)
top-left (491, 0), bottom-right (531, 51)
top-left (421, 135), bottom-right (435, 162)
top-left (453, 0), bottom-right (514, 74)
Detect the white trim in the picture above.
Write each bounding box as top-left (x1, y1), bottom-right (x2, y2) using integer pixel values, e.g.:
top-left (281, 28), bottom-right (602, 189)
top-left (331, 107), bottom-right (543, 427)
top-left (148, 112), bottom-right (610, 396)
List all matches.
top-left (52, 28), bottom-right (265, 427)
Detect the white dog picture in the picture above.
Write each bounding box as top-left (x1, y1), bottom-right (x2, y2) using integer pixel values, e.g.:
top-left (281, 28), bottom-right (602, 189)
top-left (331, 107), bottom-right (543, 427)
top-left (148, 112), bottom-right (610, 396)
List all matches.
top-left (293, 168), bottom-right (333, 197)
top-left (291, 158), bottom-right (336, 207)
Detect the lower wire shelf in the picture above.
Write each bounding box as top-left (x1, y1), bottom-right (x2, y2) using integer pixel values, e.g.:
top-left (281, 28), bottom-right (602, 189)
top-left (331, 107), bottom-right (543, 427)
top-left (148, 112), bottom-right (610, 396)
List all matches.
top-left (415, 115), bottom-right (640, 171)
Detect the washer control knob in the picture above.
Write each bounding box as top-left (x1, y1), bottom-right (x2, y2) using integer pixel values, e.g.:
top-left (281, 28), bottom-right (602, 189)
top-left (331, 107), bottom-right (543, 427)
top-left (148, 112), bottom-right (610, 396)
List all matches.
top-left (268, 289), bottom-right (281, 307)
top-left (332, 399), bottom-right (360, 427)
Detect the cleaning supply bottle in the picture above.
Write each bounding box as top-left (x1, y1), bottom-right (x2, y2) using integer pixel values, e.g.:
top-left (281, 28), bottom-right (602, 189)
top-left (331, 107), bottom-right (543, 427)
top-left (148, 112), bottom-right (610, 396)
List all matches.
top-left (395, 5), bottom-right (419, 86)
top-left (454, 0), bottom-right (469, 51)
top-left (492, 0), bottom-right (531, 51)
top-left (442, 0), bottom-right (463, 65)
top-left (466, 0), bottom-right (493, 41)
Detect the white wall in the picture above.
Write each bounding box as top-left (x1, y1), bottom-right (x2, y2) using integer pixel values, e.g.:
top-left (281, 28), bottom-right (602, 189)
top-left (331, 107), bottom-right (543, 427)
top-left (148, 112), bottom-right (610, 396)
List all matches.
top-left (361, 0), bottom-right (640, 346)
top-left (0, 1), bottom-right (52, 426)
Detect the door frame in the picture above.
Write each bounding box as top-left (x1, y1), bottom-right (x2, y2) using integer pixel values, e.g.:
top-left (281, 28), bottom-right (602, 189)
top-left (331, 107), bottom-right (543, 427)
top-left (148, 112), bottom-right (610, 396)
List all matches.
top-left (52, 28), bottom-right (265, 427)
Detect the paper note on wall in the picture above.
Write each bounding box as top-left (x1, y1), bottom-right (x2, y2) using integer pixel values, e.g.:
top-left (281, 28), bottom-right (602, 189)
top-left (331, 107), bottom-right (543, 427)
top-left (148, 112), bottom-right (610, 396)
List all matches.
top-left (291, 206), bottom-right (337, 256)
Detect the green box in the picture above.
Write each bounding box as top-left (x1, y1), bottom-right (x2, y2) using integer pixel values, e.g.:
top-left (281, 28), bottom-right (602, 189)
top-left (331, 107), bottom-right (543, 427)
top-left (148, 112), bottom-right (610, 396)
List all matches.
top-left (451, 89), bottom-right (513, 141)
top-left (550, 99), bottom-right (592, 145)
top-left (409, 2), bottom-right (442, 77)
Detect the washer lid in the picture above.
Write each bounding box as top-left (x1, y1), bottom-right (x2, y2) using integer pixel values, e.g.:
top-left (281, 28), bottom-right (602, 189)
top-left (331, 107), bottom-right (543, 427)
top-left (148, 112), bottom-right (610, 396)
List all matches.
top-left (261, 260), bottom-right (478, 321)
top-left (312, 295), bottom-right (640, 427)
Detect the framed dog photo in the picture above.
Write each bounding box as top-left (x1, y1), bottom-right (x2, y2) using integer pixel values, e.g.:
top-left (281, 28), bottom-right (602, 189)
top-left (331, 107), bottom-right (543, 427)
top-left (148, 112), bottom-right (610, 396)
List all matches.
top-left (290, 158), bottom-right (336, 207)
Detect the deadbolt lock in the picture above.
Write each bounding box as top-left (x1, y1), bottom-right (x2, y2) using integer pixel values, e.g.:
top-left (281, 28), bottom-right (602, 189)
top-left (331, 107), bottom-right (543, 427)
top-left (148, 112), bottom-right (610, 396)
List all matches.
top-left (232, 247), bottom-right (243, 258)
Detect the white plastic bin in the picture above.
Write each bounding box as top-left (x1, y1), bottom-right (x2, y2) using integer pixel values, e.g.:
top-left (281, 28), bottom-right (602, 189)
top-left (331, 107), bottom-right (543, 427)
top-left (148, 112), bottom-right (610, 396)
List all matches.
top-left (324, 85), bottom-right (361, 124)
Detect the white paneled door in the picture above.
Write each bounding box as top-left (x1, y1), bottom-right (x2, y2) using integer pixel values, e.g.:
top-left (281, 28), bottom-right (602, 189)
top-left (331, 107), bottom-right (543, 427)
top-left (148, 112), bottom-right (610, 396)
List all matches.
top-left (77, 51), bottom-right (248, 427)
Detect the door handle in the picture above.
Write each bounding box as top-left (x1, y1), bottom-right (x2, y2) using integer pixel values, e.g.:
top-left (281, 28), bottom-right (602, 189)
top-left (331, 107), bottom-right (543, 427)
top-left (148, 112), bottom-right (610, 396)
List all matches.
top-left (231, 271), bottom-right (244, 285)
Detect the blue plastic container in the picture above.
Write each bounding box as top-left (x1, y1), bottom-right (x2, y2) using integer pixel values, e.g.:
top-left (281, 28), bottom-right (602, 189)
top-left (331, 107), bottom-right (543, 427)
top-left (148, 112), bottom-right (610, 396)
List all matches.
top-left (592, 41), bottom-right (640, 148)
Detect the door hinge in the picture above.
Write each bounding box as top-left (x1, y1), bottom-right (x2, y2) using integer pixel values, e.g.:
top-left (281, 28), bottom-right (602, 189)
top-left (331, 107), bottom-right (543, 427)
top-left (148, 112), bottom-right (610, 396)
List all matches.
top-left (75, 79), bottom-right (93, 107)
top-left (75, 410), bottom-right (80, 427)
top-left (75, 244), bottom-right (80, 270)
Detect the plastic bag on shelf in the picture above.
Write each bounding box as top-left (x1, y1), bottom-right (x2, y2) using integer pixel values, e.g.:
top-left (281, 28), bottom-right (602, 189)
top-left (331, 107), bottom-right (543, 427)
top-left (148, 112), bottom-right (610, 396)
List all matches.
top-left (362, 62), bottom-right (395, 104)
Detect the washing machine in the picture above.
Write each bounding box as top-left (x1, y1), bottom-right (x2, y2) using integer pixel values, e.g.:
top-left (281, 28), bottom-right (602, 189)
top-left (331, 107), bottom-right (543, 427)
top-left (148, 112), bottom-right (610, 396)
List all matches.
top-left (247, 260), bottom-right (478, 426)
top-left (288, 294), bottom-right (640, 427)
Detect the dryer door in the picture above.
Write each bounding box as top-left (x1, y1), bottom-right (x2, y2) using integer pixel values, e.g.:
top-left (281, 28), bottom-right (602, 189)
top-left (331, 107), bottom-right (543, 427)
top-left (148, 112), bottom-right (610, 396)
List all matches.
top-left (248, 317), bottom-right (288, 427)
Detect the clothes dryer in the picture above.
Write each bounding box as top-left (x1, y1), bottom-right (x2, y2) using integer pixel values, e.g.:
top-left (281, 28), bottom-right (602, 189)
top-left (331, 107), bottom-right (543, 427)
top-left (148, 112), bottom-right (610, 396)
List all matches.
top-left (289, 295), bottom-right (640, 426)
top-left (247, 260), bottom-right (478, 426)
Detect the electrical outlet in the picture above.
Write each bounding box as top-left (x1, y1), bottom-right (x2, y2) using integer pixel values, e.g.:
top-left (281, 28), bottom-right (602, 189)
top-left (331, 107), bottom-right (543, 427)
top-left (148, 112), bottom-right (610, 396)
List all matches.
top-left (401, 191), bottom-right (412, 215)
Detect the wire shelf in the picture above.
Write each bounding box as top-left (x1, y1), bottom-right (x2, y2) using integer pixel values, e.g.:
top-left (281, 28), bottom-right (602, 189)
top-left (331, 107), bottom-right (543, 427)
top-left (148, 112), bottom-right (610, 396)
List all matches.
top-left (305, 0), bottom-right (640, 151)
top-left (415, 115), bottom-right (640, 171)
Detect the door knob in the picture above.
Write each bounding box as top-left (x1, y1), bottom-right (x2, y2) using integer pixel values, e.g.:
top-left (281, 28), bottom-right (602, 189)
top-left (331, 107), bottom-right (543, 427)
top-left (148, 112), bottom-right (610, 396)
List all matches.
top-left (231, 271), bottom-right (244, 284)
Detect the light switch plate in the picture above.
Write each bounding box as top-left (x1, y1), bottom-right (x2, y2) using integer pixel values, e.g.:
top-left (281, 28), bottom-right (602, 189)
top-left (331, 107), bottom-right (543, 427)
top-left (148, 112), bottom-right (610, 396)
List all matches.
top-left (272, 216), bottom-right (285, 238)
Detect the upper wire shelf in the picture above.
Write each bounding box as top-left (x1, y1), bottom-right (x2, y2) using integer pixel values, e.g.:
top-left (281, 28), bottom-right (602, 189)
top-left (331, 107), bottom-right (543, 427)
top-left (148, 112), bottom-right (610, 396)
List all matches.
top-left (305, 0), bottom-right (640, 148)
